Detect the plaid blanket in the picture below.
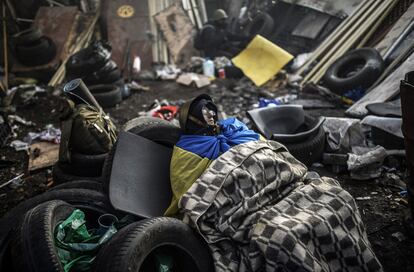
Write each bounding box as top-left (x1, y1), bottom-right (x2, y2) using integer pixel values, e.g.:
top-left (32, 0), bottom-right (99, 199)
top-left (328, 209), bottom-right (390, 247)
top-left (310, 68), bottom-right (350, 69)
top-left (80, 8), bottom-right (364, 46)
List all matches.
top-left (179, 141), bottom-right (382, 272)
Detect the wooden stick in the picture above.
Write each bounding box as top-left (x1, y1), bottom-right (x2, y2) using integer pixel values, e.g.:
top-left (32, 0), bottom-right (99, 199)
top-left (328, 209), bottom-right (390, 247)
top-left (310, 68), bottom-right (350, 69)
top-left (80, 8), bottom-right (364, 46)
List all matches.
top-left (356, 0), bottom-right (398, 48)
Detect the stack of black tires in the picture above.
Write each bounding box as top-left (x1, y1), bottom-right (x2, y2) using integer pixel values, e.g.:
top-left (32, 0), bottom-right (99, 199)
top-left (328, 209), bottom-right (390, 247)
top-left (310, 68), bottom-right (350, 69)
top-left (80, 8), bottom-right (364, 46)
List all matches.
top-left (0, 117), bottom-right (212, 272)
top-left (65, 41), bottom-right (126, 108)
top-left (12, 27), bottom-right (57, 67)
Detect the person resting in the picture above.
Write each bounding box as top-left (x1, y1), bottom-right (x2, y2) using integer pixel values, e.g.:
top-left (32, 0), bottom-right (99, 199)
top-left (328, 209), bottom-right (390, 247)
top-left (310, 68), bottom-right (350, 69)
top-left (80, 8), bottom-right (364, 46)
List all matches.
top-left (164, 94), bottom-right (260, 216)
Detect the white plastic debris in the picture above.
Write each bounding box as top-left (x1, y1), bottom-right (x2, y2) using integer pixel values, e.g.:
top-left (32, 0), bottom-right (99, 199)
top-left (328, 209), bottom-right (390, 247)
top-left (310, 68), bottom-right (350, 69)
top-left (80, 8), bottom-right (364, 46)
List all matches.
top-left (348, 146), bottom-right (387, 180)
top-left (8, 115), bottom-right (35, 126)
top-left (355, 197), bottom-right (372, 201)
top-left (155, 64), bottom-right (181, 80)
top-left (0, 174), bottom-right (25, 189)
top-left (24, 124), bottom-right (61, 144)
top-left (323, 117), bottom-right (367, 153)
top-left (10, 140), bottom-right (30, 151)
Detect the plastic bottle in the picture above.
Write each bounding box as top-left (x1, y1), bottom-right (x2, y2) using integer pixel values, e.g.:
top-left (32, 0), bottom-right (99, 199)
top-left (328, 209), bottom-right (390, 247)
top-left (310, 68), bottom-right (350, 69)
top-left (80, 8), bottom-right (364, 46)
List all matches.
top-left (203, 59), bottom-right (215, 78)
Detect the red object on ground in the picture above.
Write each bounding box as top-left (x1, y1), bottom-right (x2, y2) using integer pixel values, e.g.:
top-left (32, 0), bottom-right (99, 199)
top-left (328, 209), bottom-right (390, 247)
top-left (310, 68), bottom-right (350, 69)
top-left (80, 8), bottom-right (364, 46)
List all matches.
top-left (152, 105), bottom-right (179, 121)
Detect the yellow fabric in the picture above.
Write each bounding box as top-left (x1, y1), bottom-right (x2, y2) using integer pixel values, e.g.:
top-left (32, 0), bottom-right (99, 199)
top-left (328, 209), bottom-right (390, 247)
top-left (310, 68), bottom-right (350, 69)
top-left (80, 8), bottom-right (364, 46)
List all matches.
top-left (232, 35), bottom-right (293, 86)
top-left (164, 146), bottom-right (212, 216)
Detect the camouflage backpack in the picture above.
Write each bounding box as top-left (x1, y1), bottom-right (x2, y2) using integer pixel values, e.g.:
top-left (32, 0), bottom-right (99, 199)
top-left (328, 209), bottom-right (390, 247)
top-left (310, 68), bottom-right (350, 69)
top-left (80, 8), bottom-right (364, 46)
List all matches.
top-left (59, 99), bottom-right (117, 162)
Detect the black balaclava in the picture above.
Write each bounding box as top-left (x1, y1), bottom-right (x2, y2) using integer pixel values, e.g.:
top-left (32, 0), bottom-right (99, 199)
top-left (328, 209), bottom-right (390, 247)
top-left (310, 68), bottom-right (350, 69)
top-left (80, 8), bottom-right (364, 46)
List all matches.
top-left (186, 98), bottom-right (218, 135)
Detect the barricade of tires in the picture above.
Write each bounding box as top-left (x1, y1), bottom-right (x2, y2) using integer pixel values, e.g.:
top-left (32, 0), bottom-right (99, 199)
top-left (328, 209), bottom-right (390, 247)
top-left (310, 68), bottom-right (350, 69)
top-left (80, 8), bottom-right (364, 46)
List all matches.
top-left (12, 27), bottom-right (57, 67)
top-left (65, 41), bottom-right (128, 108)
top-left (0, 117), bottom-right (211, 272)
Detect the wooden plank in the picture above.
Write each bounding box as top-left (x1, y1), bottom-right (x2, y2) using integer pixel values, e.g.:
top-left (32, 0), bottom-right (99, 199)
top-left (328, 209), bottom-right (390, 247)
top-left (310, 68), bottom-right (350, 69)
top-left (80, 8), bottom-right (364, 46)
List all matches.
top-left (102, 0), bottom-right (153, 70)
top-left (375, 3), bottom-right (414, 56)
top-left (12, 7), bottom-right (79, 73)
top-left (28, 142), bottom-right (59, 172)
top-left (48, 13), bottom-right (97, 86)
top-left (292, 12), bottom-right (330, 39)
top-left (345, 50), bottom-right (414, 117)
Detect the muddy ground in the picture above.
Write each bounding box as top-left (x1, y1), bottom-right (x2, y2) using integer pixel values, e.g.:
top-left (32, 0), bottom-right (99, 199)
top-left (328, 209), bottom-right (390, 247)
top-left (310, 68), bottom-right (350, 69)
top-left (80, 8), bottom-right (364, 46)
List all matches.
top-left (0, 79), bottom-right (413, 271)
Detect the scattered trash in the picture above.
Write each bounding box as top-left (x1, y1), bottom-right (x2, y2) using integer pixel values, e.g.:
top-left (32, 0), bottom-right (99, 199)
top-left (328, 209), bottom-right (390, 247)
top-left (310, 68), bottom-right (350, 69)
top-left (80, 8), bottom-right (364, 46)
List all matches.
top-left (391, 232), bottom-right (406, 242)
top-left (24, 124), bottom-right (61, 144)
top-left (127, 81), bottom-right (150, 92)
top-left (10, 140), bottom-right (30, 151)
top-left (176, 73), bottom-right (210, 88)
top-left (155, 64), bottom-right (181, 80)
top-left (214, 56), bottom-right (232, 70)
top-left (323, 117), bottom-right (366, 153)
top-left (55, 209), bottom-right (117, 271)
top-left (202, 58), bottom-right (215, 78)
top-left (8, 115), bottom-right (36, 126)
top-left (356, 196), bottom-right (372, 201)
top-left (18, 85), bottom-right (46, 103)
top-left (348, 146), bottom-right (387, 180)
top-left (258, 94), bottom-right (298, 107)
top-left (290, 52), bottom-right (312, 71)
top-left (152, 105), bottom-right (179, 121)
top-left (0, 174), bottom-right (25, 189)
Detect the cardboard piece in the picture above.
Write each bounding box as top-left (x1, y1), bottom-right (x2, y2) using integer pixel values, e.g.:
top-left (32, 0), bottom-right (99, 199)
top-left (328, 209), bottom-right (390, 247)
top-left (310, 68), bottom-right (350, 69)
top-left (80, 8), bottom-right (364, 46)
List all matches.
top-left (176, 73), bottom-right (210, 88)
top-left (28, 142), bottom-right (59, 171)
top-left (232, 35), bottom-right (293, 86)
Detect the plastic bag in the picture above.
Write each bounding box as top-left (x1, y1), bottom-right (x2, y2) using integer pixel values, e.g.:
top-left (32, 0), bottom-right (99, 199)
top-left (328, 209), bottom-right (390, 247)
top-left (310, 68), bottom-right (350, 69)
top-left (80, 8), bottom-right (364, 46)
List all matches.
top-left (55, 209), bottom-right (117, 272)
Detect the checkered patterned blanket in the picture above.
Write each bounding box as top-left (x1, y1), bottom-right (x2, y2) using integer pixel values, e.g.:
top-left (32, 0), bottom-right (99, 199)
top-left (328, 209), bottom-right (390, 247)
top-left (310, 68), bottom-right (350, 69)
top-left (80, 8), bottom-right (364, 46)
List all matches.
top-left (179, 141), bottom-right (382, 272)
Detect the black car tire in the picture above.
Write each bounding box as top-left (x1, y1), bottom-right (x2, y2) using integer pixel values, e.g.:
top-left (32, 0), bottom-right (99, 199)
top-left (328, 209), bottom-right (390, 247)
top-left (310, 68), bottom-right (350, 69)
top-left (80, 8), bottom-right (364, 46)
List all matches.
top-left (13, 27), bottom-right (43, 46)
top-left (66, 48), bottom-right (108, 78)
top-left (245, 12), bottom-right (274, 37)
top-left (323, 48), bottom-right (384, 95)
top-left (52, 162), bottom-right (103, 184)
top-left (69, 152), bottom-right (107, 177)
top-left (101, 143), bottom-right (117, 194)
top-left (122, 117), bottom-right (181, 148)
top-left (85, 67), bottom-right (122, 85)
top-left (93, 217), bottom-right (213, 272)
top-left (89, 84), bottom-right (122, 108)
top-left (285, 126), bottom-right (326, 166)
top-left (0, 188), bottom-right (115, 271)
top-left (51, 180), bottom-right (104, 192)
top-left (12, 200), bottom-right (75, 272)
top-left (15, 37), bottom-right (56, 66)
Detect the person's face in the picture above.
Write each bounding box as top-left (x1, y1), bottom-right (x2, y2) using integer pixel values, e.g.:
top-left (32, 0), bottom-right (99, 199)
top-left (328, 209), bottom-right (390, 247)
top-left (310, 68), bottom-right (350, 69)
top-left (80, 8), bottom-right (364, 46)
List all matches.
top-left (202, 105), bottom-right (217, 126)
top-left (216, 19), bottom-right (227, 28)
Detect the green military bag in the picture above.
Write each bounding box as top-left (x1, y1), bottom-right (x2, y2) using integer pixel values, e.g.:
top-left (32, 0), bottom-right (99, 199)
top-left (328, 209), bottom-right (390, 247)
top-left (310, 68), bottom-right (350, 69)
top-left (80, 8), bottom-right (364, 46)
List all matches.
top-left (59, 100), bottom-right (117, 162)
